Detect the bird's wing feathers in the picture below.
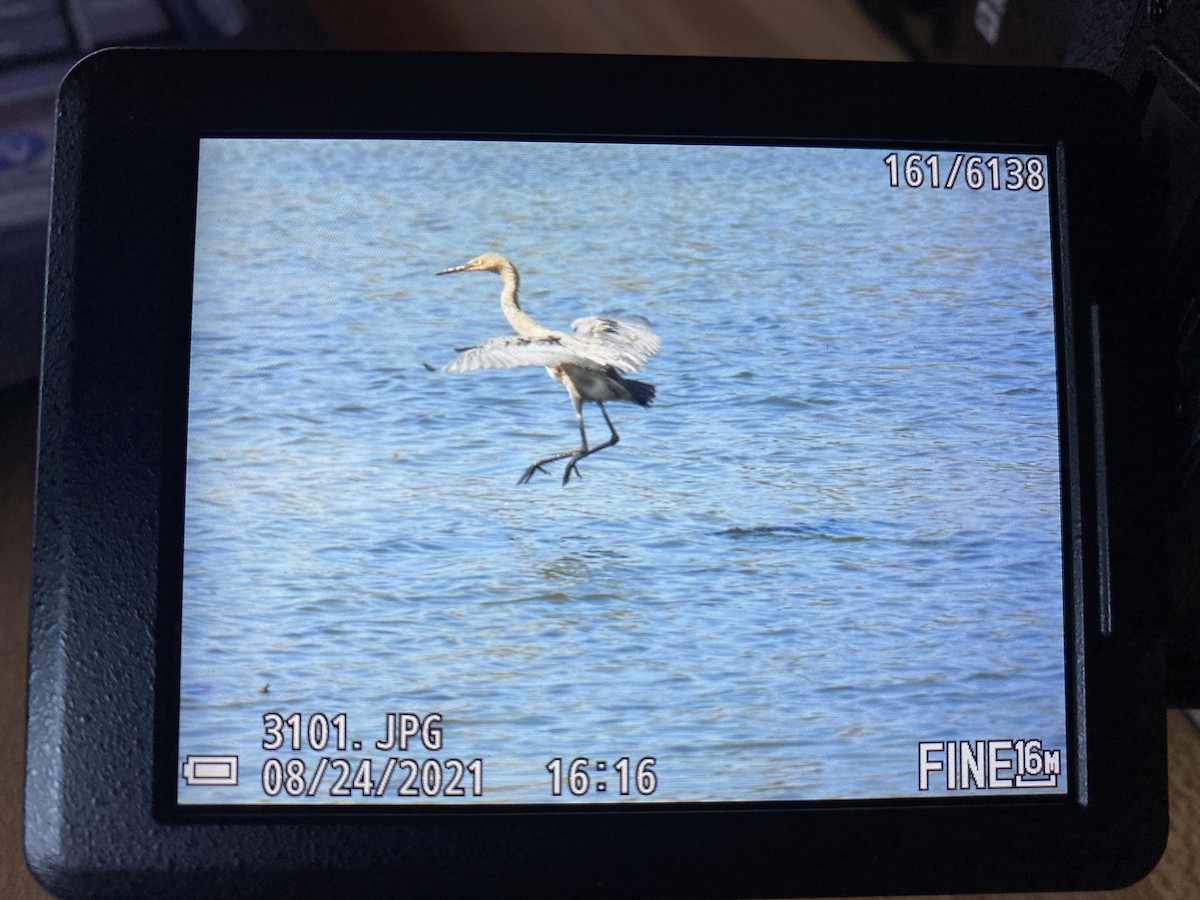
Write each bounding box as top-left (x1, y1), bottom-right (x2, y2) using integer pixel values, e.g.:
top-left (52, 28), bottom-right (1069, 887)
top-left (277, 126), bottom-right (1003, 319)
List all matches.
top-left (446, 317), bottom-right (661, 375)
top-left (569, 316), bottom-right (661, 371)
top-left (445, 334), bottom-right (600, 373)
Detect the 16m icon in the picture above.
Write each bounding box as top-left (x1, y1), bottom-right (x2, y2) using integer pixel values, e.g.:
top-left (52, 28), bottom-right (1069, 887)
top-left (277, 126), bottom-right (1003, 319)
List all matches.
top-left (918, 739), bottom-right (1061, 791)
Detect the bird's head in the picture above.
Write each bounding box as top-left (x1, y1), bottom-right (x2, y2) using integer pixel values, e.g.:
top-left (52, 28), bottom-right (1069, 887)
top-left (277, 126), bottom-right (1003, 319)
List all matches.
top-left (436, 252), bottom-right (510, 276)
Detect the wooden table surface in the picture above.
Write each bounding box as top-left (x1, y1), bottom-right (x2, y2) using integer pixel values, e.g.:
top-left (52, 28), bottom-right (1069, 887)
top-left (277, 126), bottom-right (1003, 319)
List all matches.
top-left (306, 0), bottom-right (908, 60)
top-left (4, 2), bottom-right (1198, 896)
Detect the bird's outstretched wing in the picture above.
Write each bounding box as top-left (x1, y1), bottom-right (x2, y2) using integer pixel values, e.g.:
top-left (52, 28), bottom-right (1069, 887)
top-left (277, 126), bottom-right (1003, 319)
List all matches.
top-left (447, 318), bottom-right (661, 374)
top-left (570, 315), bottom-right (661, 371)
top-left (446, 334), bottom-right (603, 373)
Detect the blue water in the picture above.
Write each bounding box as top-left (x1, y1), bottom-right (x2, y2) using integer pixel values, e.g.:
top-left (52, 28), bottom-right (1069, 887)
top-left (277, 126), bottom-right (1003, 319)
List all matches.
top-left (178, 139), bottom-right (1067, 804)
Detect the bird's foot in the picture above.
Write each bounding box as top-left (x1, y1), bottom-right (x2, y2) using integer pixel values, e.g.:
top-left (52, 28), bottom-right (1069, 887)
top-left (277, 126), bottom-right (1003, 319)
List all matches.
top-left (517, 461), bottom-right (552, 485)
top-left (562, 456), bottom-right (585, 485)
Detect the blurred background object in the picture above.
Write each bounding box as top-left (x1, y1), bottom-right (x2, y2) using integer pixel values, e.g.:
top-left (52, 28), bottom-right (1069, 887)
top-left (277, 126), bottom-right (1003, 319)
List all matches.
top-left (0, 0), bottom-right (331, 391)
top-left (308, 0), bottom-right (906, 58)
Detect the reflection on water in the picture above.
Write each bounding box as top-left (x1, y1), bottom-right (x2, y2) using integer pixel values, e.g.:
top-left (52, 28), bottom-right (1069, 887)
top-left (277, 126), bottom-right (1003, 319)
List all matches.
top-left (178, 139), bottom-right (1068, 804)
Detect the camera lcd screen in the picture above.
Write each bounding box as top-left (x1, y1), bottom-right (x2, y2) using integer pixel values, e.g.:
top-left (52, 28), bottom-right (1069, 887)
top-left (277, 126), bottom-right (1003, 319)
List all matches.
top-left (176, 137), bottom-right (1067, 807)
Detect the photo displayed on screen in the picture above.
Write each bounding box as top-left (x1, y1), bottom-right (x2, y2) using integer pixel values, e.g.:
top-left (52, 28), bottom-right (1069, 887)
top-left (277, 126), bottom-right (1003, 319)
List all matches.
top-left (177, 138), bottom-right (1068, 805)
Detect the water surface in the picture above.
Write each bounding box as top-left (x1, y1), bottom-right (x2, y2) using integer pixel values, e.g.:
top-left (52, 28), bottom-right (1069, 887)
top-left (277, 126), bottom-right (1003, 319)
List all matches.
top-left (178, 139), bottom-right (1067, 804)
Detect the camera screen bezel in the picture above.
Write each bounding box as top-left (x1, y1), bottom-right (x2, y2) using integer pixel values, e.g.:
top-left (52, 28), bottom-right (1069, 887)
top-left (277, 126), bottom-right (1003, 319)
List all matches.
top-left (26, 50), bottom-right (1166, 899)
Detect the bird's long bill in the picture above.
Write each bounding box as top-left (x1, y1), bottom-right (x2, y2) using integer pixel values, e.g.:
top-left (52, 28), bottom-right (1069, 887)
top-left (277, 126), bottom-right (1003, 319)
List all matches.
top-left (436, 263), bottom-right (470, 275)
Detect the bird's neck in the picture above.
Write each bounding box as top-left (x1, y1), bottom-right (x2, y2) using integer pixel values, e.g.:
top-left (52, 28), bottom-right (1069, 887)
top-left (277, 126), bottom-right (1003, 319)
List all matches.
top-left (498, 261), bottom-right (551, 338)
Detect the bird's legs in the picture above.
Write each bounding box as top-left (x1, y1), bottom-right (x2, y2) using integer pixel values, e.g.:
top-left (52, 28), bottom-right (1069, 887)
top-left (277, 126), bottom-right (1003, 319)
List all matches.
top-left (516, 403), bottom-right (620, 486)
top-left (517, 406), bottom-right (590, 485)
top-left (561, 403), bottom-right (619, 485)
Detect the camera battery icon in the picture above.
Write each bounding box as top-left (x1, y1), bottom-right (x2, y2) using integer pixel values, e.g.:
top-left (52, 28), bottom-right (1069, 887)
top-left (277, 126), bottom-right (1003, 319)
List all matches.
top-left (182, 755), bottom-right (239, 786)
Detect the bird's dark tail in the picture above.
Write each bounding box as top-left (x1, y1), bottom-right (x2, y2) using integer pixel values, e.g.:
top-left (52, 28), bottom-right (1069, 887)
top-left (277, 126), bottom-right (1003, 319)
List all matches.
top-left (621, 377), bottom-right (656, 408)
